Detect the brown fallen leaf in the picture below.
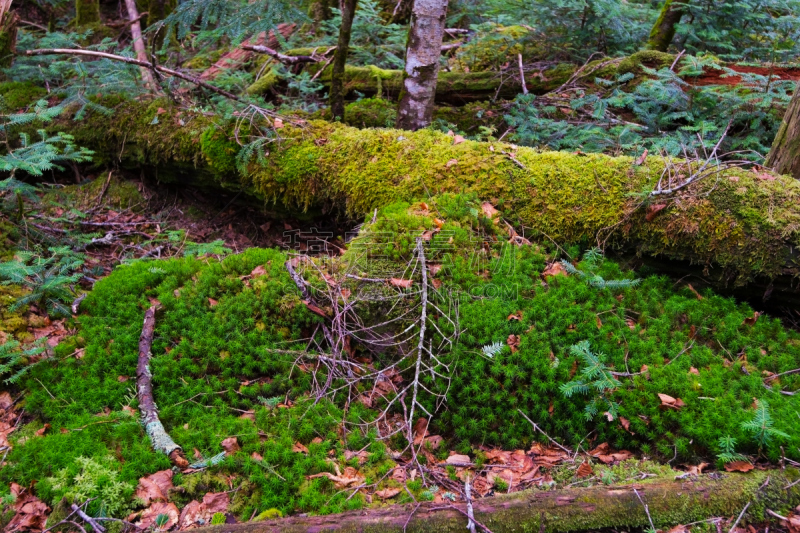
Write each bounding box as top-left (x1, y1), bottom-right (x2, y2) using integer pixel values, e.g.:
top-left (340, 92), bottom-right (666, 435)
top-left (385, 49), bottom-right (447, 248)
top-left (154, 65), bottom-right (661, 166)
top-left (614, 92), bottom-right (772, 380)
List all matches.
top-left (208, 297), bottom-right (219, 307)
top-left (481, 202), bottom-right (500, 220)
top-left (445, 453), bottom-right (471, 465)
top-left (375, 488), bottom-right (402, 499)
top-left (508, 311), bottom-right (523, 321)
top-left (428, 263), bottom-right (442, 276)
top-left (7, 483), bottom-right (50, 533)
top-left (446, 158), bottom-right (458, 168)
top-left (292, 442), bottom-right (310, 454)
top-left (412, 418), bottom-right (429, 445)
top-left (251, 452), bottom-right (263, 461)
top-left (389, 278), bottom-right (413, 288)
top-left (689, 367), bottom-right (699, 375)
top-left (135, 469), bottom-right (174, 505)
top-left (634, 149), bottom-right (648, 166)
top-left (684, 462), bottom-right (709, 475)
top-left (453, 135), bottom-right (466, 145)
top-left (724, 460), bottom-right (755, 473)
top-left (307, 466), bottom-right (364, 489)
top-left (576, 460), bottom-right (593, 478)
top-left (542, 262), bottom-right (567, 278)
top-left (274, 118), bottom-right (284, 129)
top-left (645, 203), bottom-right (667, 221)
top-left (221, 437), bottom-right (240, 455)
top-left (35, 424), bottom-right (50, 436)
top-left (742, 312), bottom-right (760, 326)
top-left (658, 393), bottom-right (685, 409)
top-left (201, 491), bottom-right (230, 514)
top-left (137, 502), bottom-right (179, 530)
top-left (507, 334), bottom-right (521, 353)
top-left (786, 513), bottom-right (800, 533)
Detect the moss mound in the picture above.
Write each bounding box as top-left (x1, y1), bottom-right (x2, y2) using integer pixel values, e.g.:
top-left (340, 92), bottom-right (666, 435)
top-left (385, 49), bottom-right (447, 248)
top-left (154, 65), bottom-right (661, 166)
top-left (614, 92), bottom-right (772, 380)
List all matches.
top-left (3, 196), bottom-right (799, 521)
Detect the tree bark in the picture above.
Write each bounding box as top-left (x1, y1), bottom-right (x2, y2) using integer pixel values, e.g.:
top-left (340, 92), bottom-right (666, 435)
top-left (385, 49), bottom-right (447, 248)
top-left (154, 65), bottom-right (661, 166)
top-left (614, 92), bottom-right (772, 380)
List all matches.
top-left (74, 0), bottom-right (100, 26)
top-left (330, 0), bottom-right (358, 121)
top-left (123, 0), bottom-right (157, 91)
top-left (645, 0), bottom-right (686, 52)
top-left (192, 471), bottom-right (798, 533)
top-left (0, 0), bottom-right (18, 69)
top-left (308, 0), bottom-right (335, 34)
top-left (765, 81), bottom-right (800, 179)
top-left (396, 0), bottom-right (449, 130)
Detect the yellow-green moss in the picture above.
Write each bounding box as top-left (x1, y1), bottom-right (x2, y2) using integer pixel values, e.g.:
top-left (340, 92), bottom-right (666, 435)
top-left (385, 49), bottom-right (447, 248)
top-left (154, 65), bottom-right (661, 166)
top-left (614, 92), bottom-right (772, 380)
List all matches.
top-left (0, 81), bottom-right (47, 110)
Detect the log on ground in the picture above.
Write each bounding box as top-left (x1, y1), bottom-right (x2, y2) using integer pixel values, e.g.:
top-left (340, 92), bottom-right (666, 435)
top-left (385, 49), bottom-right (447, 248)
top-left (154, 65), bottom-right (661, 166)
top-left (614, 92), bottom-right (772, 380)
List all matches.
top-left (194, 470), bottom-right (799, 533)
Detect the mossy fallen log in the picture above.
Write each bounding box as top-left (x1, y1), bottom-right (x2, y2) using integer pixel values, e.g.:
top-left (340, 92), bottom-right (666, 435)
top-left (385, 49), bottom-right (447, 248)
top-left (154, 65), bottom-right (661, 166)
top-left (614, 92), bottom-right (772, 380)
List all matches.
top-left (19, 93), bottom-right (800, 291)
top-left (246, 50), bottom-right (676, 103)
top-left (196, 470), bottom-right (800, 533)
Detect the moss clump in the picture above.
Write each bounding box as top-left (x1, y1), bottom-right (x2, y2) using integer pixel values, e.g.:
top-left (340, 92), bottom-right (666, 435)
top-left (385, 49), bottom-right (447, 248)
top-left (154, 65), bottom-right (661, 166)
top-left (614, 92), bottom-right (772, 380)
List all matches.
top-left (74, 0), bottom-right (101, 26)
top-left (0, 81), bottom-right (47, 110)
top-left (42, 174), bottom-right (144, 212)
top-left (245, 67), bottom-right (281, 95)
top-left (451, 25), bottom-right (541, 72)
top-left (183, 48), bottom-right (227, 71)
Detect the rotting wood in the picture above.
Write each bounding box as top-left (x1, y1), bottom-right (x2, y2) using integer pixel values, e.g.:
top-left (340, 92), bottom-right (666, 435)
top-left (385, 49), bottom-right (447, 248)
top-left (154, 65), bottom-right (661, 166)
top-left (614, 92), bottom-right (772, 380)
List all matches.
top-left (190, 470), bottom-right (799, 533)
top-left (136, 305), bottom-right (188, 468)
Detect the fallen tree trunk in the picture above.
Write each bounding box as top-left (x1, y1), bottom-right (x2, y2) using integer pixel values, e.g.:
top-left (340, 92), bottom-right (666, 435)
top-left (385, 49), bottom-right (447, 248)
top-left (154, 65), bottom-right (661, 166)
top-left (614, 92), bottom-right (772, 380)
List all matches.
top-left (247, 50), bottom-right (676, 103)
top-left (16, 92), bottom-right (800, 292)
top-left (136, 305), bottom-right (189, 468)
top-left (195, 471), bottom-right (799, 533)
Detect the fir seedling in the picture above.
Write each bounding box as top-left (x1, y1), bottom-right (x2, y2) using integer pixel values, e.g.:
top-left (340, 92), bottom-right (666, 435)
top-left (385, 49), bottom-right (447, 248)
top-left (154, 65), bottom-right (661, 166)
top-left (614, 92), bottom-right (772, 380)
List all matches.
top-left (560, 249), bottom-right (640, 290)
top-left (716, 436), bottom-right (747, 464)
top-left (741, 399), bottom-right (789, 449)
top-left (560, 341), bottom-right (622, 421)
top-left (0, 338), bottom-right (47, 384)
top-left (0, 247), bottom-right (85, 317)
top-left (481, 341), bottom-right (505, 359)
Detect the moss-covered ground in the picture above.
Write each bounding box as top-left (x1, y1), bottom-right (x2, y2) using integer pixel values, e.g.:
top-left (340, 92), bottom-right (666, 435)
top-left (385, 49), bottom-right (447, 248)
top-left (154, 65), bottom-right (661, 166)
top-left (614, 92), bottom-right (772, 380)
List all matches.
top-left (2, 195), bottom-right (798, 524)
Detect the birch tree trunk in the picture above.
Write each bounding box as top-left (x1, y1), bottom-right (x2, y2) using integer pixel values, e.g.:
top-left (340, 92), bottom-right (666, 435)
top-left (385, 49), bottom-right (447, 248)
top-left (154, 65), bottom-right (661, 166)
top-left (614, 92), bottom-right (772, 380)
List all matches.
top-left (123, 0), bottom-right (158, 91)
top-left (0, 0), bottom-right (18, 68)
top-left (396, 0), bottom-right (448, 130)
top-left (329, 0), bottom-right (358, 121)
top-left (765, 81), bottom-right (800, 179)
top-left (645, 0), bottom-right (685, 52)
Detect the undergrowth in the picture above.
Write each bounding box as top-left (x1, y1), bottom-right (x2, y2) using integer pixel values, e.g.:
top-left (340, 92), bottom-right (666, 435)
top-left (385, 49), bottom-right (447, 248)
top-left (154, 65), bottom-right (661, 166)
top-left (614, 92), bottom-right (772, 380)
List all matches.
top-left (1, 194), bottom-right (798, 519)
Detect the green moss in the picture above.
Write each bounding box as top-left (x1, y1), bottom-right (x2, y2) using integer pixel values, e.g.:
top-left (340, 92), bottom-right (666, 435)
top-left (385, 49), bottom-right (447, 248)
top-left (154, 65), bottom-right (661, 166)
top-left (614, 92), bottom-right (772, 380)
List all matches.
top-left (42, 174), bottom-right (144, 212)
top-left (183, 48), bottom-right (227, 71)
top-left (0, 81), bottom-right (47, 110)
top-left (245, 67), bottom-right (281, 95)
top-left (74, 0), bottom-right (101, 26)
top-left (200, 127), bottom-right (240, 175)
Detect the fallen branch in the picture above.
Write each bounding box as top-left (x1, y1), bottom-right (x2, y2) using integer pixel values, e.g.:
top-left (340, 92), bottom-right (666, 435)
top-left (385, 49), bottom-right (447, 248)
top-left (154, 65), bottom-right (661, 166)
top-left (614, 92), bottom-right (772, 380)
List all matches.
top-left (24, 48), bottom-right (254, 109)
top-left (136, 305), bottom-right (189, 468)
top-left (517, 409), bottom-right (572, 454)
top-left (242, 44), bottom-right (334, 65)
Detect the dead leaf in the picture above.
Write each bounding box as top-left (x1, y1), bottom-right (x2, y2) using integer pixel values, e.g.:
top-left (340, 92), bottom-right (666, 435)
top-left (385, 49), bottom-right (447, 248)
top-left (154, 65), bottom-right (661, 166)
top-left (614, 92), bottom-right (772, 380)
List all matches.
top-left (412, 418), bottom-right (429, 445)
top-left (389, 278), bottom-right (413, 288)
top-left (431, 278), bottom-right (442, 290)
top-left (658, 393), bottom-right (685, 410)
top-left (481, 202), bottom-right (500, 220)
top-left (507, 334), bottom-right (520, 353)
top-left (7, 483), bottom-right (50, 532)
top-left (626, 318), bottom-right (637, 330)
top-left (428, 264), bottom-right (442, 276)
top-left (634, 149), bottom-right (648, 166)
top-left (685, 462), bottom-right (709, 475)
top-left (274, 118), bottom-right (284, 129)
top-left (724, 460), bottom-right (754, 472)
top-left (201, 492), bottom-right (230, 514)
top-left (137, 502), bottom-right (179, 530)
top-left (35, 424), bottom-right (50, 436)
top-left (576, 461), bottom-right (593, 478)
top-left (542, 262), bottom-right (567, 278)
top-left (453, 135), bottom-right (465, 145)
top-left (375, 488), bottom-right (401, 499)
top-left (135, 470), bottom-right (174, 505)
top-left (208, 298), bottom-right (219, 307)
top-left (221, 437), bottom-right (240, 455)
top-left (292, 442), bottom-right (310, 454)
top-left (619, 417), bottom-right (631, 432)
top-left (446, 158), bottom-right (458, 168)
top-left (689, 367), bottom-right (699, 375)
top-left (645, 203), bottom-right (667, 221)
top-left (508, 311), bottom-right (523, 321)
top-left (666, 525), bottom-right (689, 533)
top-left (786, 513), bottom-right (800, 533)
top-left (445, 453), bottom-right (472, 465)
top-left (0, 391), bottom-right (12, 410)
top-left (251, 265), bottom-right (267, 277)
top-left (251, 452), bottom-right (263, 461)
top-left (742, 312), bottom-right (760, 326)
top-left (307, 466), bottom-right (364, 489)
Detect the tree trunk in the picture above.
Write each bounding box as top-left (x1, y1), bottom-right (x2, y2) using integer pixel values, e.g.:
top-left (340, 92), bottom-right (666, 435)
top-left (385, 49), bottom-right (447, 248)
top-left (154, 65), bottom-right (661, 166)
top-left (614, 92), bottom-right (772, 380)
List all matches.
top-left (192, 471), bottom-right (798, 533)
top-left (13, 95), bottom-right (800, 294)
top-left (765, 81), bottom-right (800, 179)
top-left (645, 0), bottom-right (685, 52)
top-left (308, 0), bottom-right (334, 34)
top-left (0, 0), bottom-right (18, 69)
top-left (396, 0), bottom-right (449, 130)
top-left (123, 0), bottom-right (158, 91)
top-left (74, 0), bottom-right (100, 26)
top-left (330, 0), bottom-right (358, 121)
